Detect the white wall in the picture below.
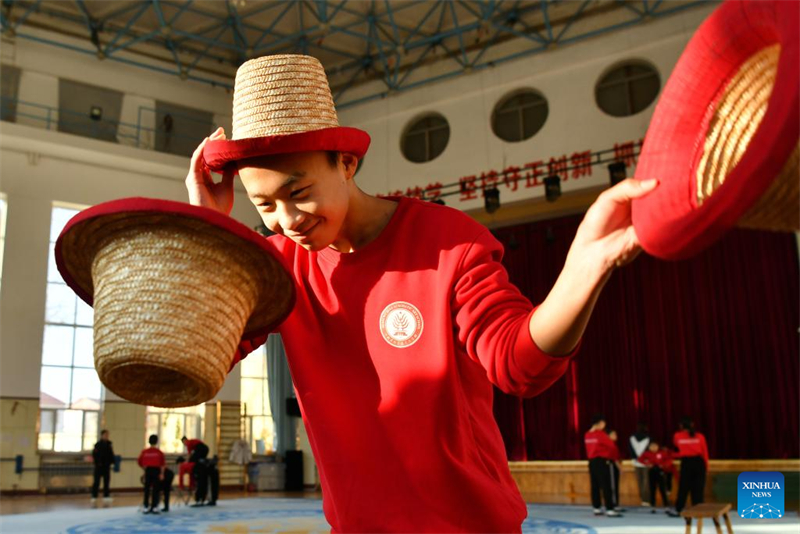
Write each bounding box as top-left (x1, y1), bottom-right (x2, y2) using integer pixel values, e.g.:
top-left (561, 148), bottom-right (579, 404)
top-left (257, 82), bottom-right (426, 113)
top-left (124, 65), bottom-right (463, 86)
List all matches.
top-left (339, 4), bottom-right (716, 211)
top-left (0, 121), bottom-right (256, 401)
top-left (0, 3), bottom-right (715, 475)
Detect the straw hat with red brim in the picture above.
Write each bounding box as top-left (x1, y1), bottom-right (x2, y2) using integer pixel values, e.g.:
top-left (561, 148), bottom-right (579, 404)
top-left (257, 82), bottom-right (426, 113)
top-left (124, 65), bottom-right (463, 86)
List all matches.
top-left (55, 198), bottom-right (295, 408)
top-left (632, 0), bottom-right (798, 260)
top-left (203, 54), bottom-right (370, 173)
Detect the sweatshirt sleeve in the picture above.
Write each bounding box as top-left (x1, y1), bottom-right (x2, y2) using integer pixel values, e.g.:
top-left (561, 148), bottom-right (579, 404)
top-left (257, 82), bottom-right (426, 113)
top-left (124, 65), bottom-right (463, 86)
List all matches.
top-left (229, 333), bottom-right (270, 372)
top-left (451, 229), bottom-right (580, 397)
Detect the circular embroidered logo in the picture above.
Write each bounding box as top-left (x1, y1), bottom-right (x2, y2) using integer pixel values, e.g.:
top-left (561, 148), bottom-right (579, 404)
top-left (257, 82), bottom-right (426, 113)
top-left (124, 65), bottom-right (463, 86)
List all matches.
top-left (379, 302), bottom-right (423, 348)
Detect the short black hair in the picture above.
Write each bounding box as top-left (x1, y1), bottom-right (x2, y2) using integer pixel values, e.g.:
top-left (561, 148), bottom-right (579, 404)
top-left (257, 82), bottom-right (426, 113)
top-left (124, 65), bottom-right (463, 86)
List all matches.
top-left (101, 429), bottom-right (109, 435)
top-left (181, 436), bottom-right (187, 441)
top-left (148, 434), bottom-right (158, 446)
top-left (326, 151), bottom-right (340, 168)
top-left (591, 413), bottom-right (606, 425)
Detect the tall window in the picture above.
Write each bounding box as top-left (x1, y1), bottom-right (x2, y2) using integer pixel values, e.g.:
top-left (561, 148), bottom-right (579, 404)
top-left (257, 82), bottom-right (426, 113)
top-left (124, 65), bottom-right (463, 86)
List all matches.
top-left (39, 203), bottom-right (103, 452)
top-left (0, 193), bottom-right (7, 290)
top-left (241, 345), bottom-right (274, 455)
top-left (146, 406), bottom-right (205, 454)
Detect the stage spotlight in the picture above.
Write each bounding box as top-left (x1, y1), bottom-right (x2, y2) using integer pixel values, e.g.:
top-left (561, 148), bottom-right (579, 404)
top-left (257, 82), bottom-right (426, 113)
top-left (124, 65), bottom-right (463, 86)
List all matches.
top-left (484, 187), bottom-right (500, 213)
top-left (608, 161), bottom-right (627, 186)
top-left (544, 175), bottom-right (561, 202)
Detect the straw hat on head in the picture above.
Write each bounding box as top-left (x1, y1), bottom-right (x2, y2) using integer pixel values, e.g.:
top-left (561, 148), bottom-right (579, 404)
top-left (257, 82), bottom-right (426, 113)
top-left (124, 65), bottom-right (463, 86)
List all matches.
top-left (203, 54), bottom-right (370, 172)
top-left (632, 0), bottom-right (798, 260)
top-left (56, 198), bottom-right (295, 408)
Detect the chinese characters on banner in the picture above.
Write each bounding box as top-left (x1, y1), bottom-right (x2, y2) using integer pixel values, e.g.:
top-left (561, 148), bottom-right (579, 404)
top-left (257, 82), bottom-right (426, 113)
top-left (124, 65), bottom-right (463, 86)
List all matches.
top-left (380, 139), bottom-right (644, 202)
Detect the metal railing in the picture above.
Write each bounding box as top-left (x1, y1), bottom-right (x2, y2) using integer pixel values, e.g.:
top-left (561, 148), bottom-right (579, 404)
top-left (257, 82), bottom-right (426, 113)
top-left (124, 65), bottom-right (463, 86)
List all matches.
top-left (1, 96), bottom-right (216, 157)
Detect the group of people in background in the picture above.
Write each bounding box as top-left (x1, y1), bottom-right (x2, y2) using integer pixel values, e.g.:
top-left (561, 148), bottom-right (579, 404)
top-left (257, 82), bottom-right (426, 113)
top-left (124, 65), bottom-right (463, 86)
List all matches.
top-left (89, 430), bottom-right (220, 514)
top-left (585, 414), bottom-right (709, 518)
top-left (136, 435), bottom-right (219, 513)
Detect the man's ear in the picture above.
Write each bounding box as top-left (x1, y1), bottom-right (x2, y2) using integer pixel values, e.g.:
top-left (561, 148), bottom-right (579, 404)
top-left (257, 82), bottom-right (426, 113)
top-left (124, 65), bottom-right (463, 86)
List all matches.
top-left (340, 153), bottom-right (359, 181)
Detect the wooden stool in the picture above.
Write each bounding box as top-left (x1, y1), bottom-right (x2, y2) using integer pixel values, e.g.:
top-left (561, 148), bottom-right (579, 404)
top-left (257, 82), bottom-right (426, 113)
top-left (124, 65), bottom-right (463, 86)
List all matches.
top-left (681, 503), bottom-right (734, 534)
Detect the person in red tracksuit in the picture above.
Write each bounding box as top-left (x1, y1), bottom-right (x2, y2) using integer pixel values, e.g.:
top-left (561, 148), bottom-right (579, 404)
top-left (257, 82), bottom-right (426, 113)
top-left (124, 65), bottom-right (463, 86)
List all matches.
top-left (584, 415), bottom-right (623, 517)
top-left (137, 434), bottom-right (166, 514)
top-left (668, 417), bottom-right (709, 516)
top-left (188, 53), bottom-right (660, 530)
top-left (638, 441), bottom-right (677, 512)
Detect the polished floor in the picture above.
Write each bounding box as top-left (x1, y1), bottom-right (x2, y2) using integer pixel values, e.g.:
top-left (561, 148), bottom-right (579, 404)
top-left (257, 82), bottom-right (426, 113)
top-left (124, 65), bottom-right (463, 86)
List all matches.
top-left (0, 495), bottom-right (798, 534)
top-left (0, 489), bottom-right (321, 515)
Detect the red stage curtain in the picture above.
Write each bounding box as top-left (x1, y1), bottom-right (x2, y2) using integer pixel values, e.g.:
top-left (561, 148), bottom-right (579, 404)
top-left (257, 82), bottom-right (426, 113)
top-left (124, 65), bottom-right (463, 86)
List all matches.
top-left (492, 214), bottom-right (799, 461)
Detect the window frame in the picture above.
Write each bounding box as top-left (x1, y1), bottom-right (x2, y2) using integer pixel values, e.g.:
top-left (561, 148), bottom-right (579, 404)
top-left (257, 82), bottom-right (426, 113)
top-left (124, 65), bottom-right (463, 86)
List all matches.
top-left (595, 60), bottom-right (661, 118)
top-left (400, 113), bottom-right (451, 163)
top-left (491, 88), bottom-right (549, 143)
top-left (38, 202), bottom-right (103, 453)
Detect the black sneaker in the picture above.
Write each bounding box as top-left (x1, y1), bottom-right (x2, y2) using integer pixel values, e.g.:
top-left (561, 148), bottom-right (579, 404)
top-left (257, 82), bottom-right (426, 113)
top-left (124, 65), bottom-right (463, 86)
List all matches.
top-left (191, 502), bottom-right (205, 507)
top-left (148, 508), bottom-right (160, 515)
top-left (593, 508), bottom-right (603, 516)
top-left (206, 501), bottom-right (216, 506)
top-left (142, 509), bottom-right (151, 515)
top-left (161, 507), bottom-right (169, 513)
top-left (666, 509), bottom-right (681, 517)
top-left (606, 509), bottom-right (623, 517)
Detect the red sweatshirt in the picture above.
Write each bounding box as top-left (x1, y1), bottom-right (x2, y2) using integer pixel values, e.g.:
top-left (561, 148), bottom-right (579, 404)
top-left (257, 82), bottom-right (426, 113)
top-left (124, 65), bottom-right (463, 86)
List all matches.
top-left (184, 438), bottom-right (201, 455)
top-left (584, 430), bottom-right (617, 460)
top-left (235, 198), bottom-right (580, 532)
top-left (638, 449), bottom-right (677, 476)
top-left (673, 430), bottom-right (709, 469)
top-left (137, 447), bottom-right (165, 468)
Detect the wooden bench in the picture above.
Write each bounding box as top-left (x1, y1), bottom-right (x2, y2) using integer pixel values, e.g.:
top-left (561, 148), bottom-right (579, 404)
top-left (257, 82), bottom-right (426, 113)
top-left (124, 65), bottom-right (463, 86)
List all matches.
top-left (681, 503), bottom-right (734, 534)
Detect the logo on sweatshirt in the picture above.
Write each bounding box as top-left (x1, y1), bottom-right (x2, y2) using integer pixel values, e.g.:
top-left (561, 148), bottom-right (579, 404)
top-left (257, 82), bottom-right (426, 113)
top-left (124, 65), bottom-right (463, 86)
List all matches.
top-left (738, 472), bottom-right (784, 519)
top-left (380, 302), bottom-right (423, 348)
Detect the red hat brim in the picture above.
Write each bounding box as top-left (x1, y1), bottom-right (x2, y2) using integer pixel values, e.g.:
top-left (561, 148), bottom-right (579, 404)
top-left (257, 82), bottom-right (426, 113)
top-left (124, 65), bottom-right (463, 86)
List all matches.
top-left (631, 0), bottom-right (799, 260)
top-left (202, 126), bottom-right (371, 173)
top-left (55, 197), bottom-right (296, 341)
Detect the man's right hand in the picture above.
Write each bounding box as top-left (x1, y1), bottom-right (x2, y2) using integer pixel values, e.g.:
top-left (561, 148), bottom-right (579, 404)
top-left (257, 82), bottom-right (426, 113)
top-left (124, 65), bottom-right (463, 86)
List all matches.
top-left (186, 127), bottom-right (235, 215)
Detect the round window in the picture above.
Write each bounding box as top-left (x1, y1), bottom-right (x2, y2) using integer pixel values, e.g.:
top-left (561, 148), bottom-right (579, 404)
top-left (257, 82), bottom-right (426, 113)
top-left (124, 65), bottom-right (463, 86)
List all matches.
top-left (401, 113), bottom-right (450, 163)
top-left (492, 89), bottom-right (548, 142)
top-left (595, 61), bottom-right (661, 117)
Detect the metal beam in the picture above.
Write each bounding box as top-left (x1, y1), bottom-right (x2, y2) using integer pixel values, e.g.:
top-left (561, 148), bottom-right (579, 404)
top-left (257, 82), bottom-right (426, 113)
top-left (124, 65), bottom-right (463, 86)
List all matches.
top-left (104, 2), bottom-right (151, 57)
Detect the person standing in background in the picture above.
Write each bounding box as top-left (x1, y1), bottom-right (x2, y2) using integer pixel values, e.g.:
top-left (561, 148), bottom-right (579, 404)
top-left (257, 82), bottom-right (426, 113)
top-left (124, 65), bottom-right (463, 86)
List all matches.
top-left (630, 422), bottom-right (651, 506)
top-left (638, 440), bottom-right (676, 513)
top-left (138, 434), bottom-right (166, 514)
top-left (584, 415), bottom-right (623, 517)
top-left (668, 417), bottom-right (709, 517)
top-left (90, 429), bottom-right (114, 508)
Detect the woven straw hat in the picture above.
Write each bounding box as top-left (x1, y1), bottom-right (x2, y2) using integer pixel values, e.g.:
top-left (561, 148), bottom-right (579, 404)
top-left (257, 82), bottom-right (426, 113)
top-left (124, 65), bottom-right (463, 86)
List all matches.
top-left (203, 54), bottom-right (370, 172)
top-left (632, 0), bottom-right (798, 260)
top-left (55, 198), bottom-right (295, 408)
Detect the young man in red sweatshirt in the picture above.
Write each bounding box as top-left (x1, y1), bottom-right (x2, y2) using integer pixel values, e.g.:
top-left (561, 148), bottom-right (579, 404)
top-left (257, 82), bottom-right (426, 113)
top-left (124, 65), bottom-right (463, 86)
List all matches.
top-left (188, 55), bottom-right (658, 533)
top-left (181, 436), bottom-right (218, 506)
top-left (669, 417), bottom-right (709, 517)
top-left (584, 415), bottom-right (623, 517)
top-left (638, 441), bottom-right (676, 513)
top-left (137, 434), bottom-right (166, 514)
